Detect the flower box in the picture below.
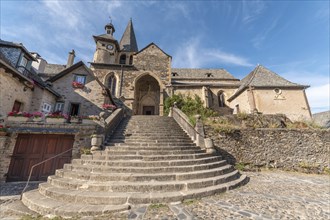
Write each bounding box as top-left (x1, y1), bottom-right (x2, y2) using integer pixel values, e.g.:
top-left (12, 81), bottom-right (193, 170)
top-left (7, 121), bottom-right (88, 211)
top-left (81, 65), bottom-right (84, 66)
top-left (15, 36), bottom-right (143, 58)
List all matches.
top-left (7, 116), bottom-right (30, 122)
top-left (46, 118), bottom-right (67, 123)
top-left (72, 81), bottom-right (85, 89)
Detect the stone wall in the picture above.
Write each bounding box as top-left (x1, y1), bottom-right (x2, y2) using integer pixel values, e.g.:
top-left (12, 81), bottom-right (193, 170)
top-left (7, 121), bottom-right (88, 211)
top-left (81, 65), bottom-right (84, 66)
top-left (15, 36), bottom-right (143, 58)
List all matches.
top-left (30, 86), bottom-right (57, 113)
top-left (205, 126), bottom-right (330, 173)
top-left (0, 68), bottom-right (34, 117)
top-left (0, 122), bottom-right (96, 182)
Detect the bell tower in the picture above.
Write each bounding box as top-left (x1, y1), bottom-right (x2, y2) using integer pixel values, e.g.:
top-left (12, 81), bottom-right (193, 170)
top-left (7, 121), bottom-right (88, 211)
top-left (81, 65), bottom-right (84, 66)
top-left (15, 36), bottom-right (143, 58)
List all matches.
top-left (92, 18), bottom-right (119, 64)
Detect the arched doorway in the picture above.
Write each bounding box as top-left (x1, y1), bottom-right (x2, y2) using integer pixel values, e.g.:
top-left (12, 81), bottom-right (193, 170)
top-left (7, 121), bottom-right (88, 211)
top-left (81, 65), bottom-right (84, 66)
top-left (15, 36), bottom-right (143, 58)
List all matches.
top-left (134, 74), bottom-right (160, 115)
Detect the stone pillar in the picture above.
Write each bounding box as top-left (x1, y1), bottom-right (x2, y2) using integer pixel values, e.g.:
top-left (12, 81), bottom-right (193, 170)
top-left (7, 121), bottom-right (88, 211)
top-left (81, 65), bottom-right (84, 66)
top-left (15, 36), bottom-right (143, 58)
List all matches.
top-left (205, 138), bottom-right (216, 153)
top-left (195, 115), bottom-right (204, 148)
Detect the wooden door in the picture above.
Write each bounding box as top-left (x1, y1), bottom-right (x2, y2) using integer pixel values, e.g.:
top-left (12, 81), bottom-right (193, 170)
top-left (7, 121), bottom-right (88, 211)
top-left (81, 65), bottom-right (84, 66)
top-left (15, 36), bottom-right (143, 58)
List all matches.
top-left (7, 134), bottom-right (74, 182)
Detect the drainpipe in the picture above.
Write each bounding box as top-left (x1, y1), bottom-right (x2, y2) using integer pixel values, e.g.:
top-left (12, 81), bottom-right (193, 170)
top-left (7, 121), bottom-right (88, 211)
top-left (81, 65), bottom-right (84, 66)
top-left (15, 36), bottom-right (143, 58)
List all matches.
top-left (120, 64), bottom-right (124, 96)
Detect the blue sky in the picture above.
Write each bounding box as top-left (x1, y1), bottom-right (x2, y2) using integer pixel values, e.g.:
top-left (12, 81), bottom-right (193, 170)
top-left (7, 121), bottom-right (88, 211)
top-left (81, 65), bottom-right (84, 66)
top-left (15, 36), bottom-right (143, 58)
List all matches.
top-left (1, 0), bottom-right (329, 113)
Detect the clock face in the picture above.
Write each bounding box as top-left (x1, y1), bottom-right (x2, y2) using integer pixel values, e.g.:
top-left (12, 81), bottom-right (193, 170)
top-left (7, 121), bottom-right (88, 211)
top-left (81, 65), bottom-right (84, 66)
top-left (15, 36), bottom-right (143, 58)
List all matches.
top-left (107, 44), bottom-right (114, 50)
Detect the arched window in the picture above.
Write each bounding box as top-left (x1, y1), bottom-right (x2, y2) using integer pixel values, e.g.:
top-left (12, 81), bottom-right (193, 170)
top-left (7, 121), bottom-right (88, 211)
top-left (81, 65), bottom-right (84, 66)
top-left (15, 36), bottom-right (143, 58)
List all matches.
top-left (119, 54), bottom-right (126, 64)
top-left (107, 74), bottom-right (117, 97)
top-left (218, 91), bottom-right (225, 107)
top-left (129, 55), bottom-right (133, 65)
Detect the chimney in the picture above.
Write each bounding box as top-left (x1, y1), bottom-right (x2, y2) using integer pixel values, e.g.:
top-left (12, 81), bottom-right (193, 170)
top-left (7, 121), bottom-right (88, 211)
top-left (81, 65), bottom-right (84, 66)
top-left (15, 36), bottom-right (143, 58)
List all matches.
top-left (66, 49), bottom-right (75, 67)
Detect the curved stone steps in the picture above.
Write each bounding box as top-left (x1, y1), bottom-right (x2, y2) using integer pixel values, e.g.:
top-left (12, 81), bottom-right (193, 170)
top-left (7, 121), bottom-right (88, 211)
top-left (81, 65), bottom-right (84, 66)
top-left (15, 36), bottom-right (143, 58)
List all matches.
top-left (22, 174), bottom-right (247, 217)
top-left (72, 155), bottom-right (222, 167)
top-left (54, 164), bottom-right (233, 182)
top-left (21, 190), bottom-right (130, 217)
top-left (63, 160), bottom-right (228, 173)
top-left (111, 142), bottom-right (197, 147)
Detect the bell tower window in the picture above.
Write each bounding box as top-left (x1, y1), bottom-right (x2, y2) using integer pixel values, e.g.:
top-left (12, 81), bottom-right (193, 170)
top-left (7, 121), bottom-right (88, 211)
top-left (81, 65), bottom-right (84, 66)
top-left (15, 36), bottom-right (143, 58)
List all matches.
top-left (119, 54), bottom-right (126, 64)
top-left (218, 91), bottom-right (225, 107)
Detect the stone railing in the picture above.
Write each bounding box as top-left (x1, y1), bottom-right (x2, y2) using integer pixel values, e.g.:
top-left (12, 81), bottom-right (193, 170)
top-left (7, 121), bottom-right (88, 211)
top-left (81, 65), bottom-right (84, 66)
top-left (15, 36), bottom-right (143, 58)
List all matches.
top-left (104, 108), bottom-right (124, 136)
top-left (170, 106), bottom-right (215, 152)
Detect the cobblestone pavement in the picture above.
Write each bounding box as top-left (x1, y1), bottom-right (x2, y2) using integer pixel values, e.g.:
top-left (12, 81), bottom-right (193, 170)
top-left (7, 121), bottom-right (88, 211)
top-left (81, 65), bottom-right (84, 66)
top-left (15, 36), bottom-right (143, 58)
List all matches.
top-left (0, 171), bottom-right (329, 219)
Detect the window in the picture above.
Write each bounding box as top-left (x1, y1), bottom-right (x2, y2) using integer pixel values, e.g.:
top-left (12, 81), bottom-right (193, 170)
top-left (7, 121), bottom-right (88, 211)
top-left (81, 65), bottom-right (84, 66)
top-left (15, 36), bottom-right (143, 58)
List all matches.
top-left (206, 73), bottom-right (213, 77)
top-left (119, 54), bottom-right (126, 64)
top-left (74, 75), bottom-right (86, 85)
top-left (129, 55), bottom-right (133, 65)
top-left (107, 74), bottom-right (117, 97)
top-left (42, 102), bottom-right (52, 113)
top-left (218, 91), bottom-right (225, 107)
top-left (12, 101), bottom-right (22, 112)
top-left (54, 102), bottom-right (64, 113)
top-left (69, 103), bottom-right (80, 116)
top-left (18, 56), bottom-right (28, 73)
top-left (172, 72), bottom-right (178, 77)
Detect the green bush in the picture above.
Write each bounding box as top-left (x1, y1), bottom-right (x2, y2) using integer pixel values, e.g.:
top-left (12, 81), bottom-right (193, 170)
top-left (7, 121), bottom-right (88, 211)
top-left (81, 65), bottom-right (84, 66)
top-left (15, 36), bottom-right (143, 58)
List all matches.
top-left (164, 94), bottom-right (218, 126)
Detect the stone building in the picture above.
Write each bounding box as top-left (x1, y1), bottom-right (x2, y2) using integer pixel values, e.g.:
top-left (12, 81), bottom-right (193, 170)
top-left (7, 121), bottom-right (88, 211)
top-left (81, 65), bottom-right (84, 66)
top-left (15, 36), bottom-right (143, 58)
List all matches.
top-left (90, 20), bottom-right (312, 121)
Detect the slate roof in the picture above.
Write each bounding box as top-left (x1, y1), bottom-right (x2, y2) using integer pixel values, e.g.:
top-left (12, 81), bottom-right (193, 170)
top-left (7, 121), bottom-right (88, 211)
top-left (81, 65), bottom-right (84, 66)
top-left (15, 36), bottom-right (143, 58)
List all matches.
top-left (171, 68), bottom-right (238, 80)
top-left (228, 65), bottom-right (308, 101)
top-left (119, 19), bottom-right (138, 52)
top-left (0, 39), bottom-right (37, 61)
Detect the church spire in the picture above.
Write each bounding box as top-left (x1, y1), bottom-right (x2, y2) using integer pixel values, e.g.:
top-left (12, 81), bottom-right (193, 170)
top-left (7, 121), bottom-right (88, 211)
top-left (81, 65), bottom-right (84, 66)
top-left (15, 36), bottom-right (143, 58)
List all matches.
top-left (119, 19), bottom-right (138, 52)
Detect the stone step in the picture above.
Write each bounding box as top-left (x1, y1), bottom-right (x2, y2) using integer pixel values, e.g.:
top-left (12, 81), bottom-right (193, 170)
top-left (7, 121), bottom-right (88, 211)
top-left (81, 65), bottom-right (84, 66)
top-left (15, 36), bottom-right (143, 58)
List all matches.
top-left (106, 139), bottom-right (193, 143)
top-left (104, 145), bottom-right (202, 151)
top-left (48, 169), bottom-right (239, 193)
top-left (55, 164), bottom-right (233, 183)
top-left (109, 142), bottom-right (196, 147)
top-left (72, 156), bottom-right (222, 167)
top-left (21, 190), bottom-right (130, 218)
top-left (22, 174), bottom-right (247, 211)
top-left (63, 160), bottom-right (228, 174)
top-left (93, 148), bottom-right (206, 156)
top-left (106, 139), bottom-right (195, 146)
top-left (81, 152), bottom-right (216, 161)
top-left (107, 136), bottom-right (192, 141)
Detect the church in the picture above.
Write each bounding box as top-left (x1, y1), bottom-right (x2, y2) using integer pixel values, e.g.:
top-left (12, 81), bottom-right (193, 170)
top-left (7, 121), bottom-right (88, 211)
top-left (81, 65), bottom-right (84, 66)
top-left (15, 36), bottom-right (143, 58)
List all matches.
top-left (87, 19), bottom-right (312, 121)
top-left (0, 19), bottom-right (312, 123)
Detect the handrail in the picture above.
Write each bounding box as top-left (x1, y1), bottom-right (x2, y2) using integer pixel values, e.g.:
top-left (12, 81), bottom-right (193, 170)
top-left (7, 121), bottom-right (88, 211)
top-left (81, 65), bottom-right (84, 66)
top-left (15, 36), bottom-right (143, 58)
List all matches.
top-left (172, 106), bottom-right (206, 149)
top-left (20, 147), bottom-right (73, 200)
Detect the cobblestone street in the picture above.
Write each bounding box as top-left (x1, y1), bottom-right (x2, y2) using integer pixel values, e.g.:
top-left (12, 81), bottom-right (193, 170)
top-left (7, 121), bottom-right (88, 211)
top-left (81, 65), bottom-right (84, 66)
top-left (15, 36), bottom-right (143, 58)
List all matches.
top-left (1, 170), bottom-right (329, 219)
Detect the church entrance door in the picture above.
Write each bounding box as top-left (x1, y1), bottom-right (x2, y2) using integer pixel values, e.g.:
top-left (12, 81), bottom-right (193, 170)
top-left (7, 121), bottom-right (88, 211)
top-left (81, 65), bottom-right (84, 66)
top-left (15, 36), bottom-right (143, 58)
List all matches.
top-left (143, 106), bottom-right (155, 115)
top-left (134, 74), bottom-right (160, 115)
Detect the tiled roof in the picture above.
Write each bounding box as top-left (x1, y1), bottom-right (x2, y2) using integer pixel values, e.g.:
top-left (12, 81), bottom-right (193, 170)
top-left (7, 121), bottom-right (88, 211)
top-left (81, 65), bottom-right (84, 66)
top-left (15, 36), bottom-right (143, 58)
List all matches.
top-left (171, 68), bottom-right (238, 80)
top-left (228, 65), bottom-right (308, 101)
top-left (44, 63), bottom-right (66, 74)
top-left (119, 19), bottom-right (138, 52)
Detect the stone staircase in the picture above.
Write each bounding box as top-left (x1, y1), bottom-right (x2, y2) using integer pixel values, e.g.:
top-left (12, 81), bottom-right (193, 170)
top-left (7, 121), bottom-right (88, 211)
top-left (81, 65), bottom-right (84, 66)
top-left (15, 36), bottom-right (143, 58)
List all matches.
top-left (21, 116), bottom-right (248, 218)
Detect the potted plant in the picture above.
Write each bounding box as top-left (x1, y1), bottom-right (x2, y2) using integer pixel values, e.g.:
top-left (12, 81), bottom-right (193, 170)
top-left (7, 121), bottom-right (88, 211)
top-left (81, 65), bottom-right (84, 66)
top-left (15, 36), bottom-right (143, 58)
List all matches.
top-left (0, 125), bottom-right (9, 136)
top-left (72, 81), bottom-right (84, 89)
top-left (7, 111), bottom-right (33, 122)
top-left (32, 112), bottom-right (44, 122)
top-left (46, 112), bottom-right (68, 123)
top-left (102, 104), bottom-right (117, 112)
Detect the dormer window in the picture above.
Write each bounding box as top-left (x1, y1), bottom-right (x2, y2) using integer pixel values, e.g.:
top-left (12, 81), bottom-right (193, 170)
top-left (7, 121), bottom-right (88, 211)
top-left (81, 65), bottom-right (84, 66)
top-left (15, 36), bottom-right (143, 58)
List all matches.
top-left (17, 56), bottom-right (28, 73)
top-left (205, 73), bottom-right (213, 77)
top-left (172, 72), bottom-right (178, 76)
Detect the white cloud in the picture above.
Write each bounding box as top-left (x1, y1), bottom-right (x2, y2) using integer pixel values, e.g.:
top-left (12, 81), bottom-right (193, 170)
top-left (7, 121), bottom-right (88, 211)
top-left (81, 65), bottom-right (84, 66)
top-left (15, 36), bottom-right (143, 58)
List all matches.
top-left (173, 38), bottom-right (253, 68)
top-left (252, 16), bottom-right (280, 48)
top-left (306, 83), bottom-right (330, 113)
top-left (242, 0), bottom-right (266, 24)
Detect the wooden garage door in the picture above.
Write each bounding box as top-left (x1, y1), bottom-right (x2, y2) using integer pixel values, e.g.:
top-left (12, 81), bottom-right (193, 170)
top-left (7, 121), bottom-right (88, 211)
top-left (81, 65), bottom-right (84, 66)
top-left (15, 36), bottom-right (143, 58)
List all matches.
top-left (7, 134), bottom-right (74, 182)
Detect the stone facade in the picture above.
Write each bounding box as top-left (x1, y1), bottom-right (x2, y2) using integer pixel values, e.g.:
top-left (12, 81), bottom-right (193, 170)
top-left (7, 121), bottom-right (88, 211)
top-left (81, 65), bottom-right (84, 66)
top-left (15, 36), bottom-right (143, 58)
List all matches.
top-left (204, 126), bottom-right (330, 173)
top-left (49, 64), bottom-right (107, 116)
top-left (0, 122), bottom-right (96, 182)
top-left (0, 67), bottom-right (34, 117)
